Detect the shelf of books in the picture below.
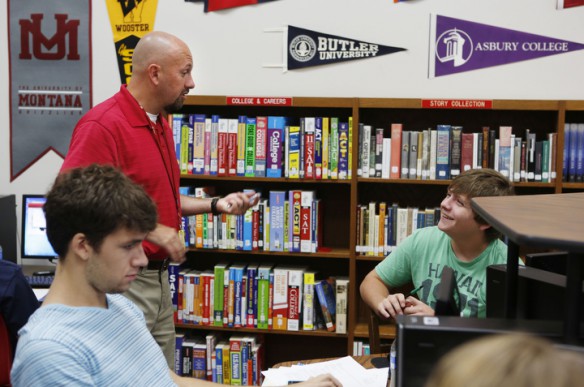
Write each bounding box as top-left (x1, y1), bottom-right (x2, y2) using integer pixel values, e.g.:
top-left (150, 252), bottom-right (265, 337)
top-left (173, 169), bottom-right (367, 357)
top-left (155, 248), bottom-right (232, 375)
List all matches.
top-left (170, 95), bottom-right (584, 383)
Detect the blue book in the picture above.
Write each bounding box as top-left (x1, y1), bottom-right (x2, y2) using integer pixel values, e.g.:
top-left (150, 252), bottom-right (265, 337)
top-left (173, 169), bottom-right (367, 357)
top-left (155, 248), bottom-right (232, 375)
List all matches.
top-left (230, 264), bottom-right (246, 327)
top-left (246, 264), bottom-right (259, 327)
top-left (242, 189), bottom-right (254, 251)
top-left (563, 123), bottom-right (572, 181)
top-left (241, 340), bottom-right (249, 385)
top-left (338, 122), bottom-right (349, 179)
top-left (215, 344), bottom-right (224, 383)
top-left (577, 123), bottom-right (584, 182)
top-left (174, 333), bottom-right (185, 375)
top-left (315, 279), bottom-right (336, 332)
top-left (269, 191), bottom-right (286, 252)
top-left (436, 125), bottom-right (451, 180)
top-left (172, 114), bottom-right (183, 168)
top-left (266, 116), bottom-right (287, 178)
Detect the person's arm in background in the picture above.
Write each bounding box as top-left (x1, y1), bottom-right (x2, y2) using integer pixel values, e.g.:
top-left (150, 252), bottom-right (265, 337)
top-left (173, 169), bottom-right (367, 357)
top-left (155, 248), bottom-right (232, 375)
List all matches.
top-left (0, 263), bottom-right (39, 355)
top-left (180, 191), bottom-right (259, 217)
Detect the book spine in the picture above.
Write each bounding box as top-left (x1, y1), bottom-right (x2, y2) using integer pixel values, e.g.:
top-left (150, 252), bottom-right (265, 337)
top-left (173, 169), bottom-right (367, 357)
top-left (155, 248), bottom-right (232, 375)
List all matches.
top-left (315, 117), bottom-right (323, 179)
top-left (269, 191), bottom-right (285, 252)
top-left (227, 118), bottom-right (238, 176)
top-left (272, 267), bottom-right (289, 330)
top-left (303, 271), bottom-right (316, 330)
top-left (322, 117), bottom-right (330, 179)
top-left (217, 118), bottom-right (229, 176)
top-left (300, 191), bottom-right (315, 253)
top-left (304, 117), bottom-right (315, 179)
top-left (288, 125), bottom-right (301, 178)
top-left (255, 116), bottom-right (268, 177)
top-left (210, 115), bottom-right (219, 175)
top-left (266, 116), bottom-right (285, 178)
top-left (245, 117), bottom-right (257, 177)
top-left (289, 190), bottom-right (302, 253)
top-left (236, 116), bottom-right (247, 176)
top-left (314, 280), bottom-right (335, 332)
top-left (287, 268), bottom-right (304, 331)
top-left (436, 125), bottom-right (451, 180)
top-left (193, 114), bottom-right (206, 174)
top-left (330, 117), bottom-right (339, 179)
top-left (335, 278), bottom-right (349, 334)
top-left (338, 122), bottom-right (349, 179)
top-left (204, 118), bottom-right (212, 174)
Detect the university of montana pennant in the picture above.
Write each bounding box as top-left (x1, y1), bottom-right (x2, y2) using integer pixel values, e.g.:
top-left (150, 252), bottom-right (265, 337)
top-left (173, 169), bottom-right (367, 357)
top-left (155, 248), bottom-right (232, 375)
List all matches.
top-left (8, 0), bottom-right (92, 181)
top-left (287, 25), bottom-right (406, 70)
top-left (429, 14), bottom-right (584, 77)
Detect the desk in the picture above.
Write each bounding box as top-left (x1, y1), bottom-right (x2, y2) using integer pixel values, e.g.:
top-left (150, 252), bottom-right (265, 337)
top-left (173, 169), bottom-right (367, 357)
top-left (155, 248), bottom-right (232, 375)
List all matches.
top-left (273, 355), bottom-right (390, 387)
top-left (471, 192), bottom-right (584, 343)
top-left (274, 354), bottom-right (388, 369)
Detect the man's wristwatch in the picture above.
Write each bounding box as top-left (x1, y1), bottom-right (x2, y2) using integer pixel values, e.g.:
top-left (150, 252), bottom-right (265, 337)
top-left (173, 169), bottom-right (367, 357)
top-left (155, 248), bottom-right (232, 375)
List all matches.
top-left (210, 197), bottom-right (221, 215)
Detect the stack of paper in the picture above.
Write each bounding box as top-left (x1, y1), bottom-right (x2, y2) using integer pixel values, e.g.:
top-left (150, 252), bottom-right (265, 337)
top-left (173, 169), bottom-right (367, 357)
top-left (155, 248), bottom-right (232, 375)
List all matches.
top-left (261, 356), bottom-right (388, 387)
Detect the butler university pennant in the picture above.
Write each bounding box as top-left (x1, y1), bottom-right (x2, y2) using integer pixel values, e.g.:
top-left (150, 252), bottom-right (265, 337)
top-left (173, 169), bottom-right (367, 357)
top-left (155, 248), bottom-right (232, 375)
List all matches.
top-left (8, 0), bottom-right (92, 181)
top-left (429, 14), bottom-right (584, 77)
top-left (287, 25), bottom-right (406, 70)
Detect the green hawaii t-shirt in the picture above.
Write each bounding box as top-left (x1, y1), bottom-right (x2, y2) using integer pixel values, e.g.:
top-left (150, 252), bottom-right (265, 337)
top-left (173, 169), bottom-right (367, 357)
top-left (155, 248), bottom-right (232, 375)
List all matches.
top-left (375, 226), bottom-right (508, 318)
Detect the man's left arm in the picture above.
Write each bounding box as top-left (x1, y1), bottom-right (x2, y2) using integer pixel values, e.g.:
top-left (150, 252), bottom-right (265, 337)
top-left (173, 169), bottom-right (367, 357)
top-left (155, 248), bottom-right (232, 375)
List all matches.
top-left (180, 191), bottom-right (259, 217)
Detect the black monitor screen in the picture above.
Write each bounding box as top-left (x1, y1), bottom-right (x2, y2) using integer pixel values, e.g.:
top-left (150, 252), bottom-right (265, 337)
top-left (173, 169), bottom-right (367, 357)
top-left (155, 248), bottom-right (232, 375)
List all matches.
top-left (21, 195), bottom-right (58, 260)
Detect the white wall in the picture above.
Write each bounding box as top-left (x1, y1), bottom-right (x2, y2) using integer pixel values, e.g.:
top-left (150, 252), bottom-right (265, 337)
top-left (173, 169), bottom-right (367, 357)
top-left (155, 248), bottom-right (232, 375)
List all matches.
top-left (1, 0), bottom-right (583, 264)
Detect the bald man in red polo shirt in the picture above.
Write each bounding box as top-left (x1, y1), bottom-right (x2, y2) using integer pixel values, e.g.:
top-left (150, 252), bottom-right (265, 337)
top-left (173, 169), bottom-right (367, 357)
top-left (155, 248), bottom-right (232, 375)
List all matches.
top-left (61, 31), bottom-right (258, 367)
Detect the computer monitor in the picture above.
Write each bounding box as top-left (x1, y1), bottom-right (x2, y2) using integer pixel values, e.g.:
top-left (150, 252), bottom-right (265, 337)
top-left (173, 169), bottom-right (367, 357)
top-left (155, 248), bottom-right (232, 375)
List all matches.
top-left (486, 264), bottom-right (584, 322)
top-left (21, 195), bottom-right (58, 261)
top-left (394, 315), bottom-right (565, 387)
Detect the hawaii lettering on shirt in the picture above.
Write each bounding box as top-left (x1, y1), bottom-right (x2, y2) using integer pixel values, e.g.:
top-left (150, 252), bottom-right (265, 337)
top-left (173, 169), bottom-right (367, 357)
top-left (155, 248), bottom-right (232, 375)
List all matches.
top-left (417, 263), bottom-right (482, 317)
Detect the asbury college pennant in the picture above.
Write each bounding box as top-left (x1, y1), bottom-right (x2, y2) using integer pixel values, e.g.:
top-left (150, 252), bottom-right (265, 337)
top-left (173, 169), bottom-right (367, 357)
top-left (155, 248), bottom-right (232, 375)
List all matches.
top-left (429, 14), bottom-right (584, 77)
top-left (287, 25), bottom-right (406, 70)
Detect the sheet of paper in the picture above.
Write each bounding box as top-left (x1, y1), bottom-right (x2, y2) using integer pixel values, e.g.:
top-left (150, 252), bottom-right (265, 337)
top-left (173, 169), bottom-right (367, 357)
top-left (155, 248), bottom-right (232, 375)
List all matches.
top-left (262, 356), bottom-right (389, 387)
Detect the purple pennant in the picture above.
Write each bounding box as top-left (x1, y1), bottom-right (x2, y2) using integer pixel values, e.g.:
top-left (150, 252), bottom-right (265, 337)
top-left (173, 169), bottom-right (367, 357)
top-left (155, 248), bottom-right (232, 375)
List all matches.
top-left (431, 15), bottom-right (584, 77)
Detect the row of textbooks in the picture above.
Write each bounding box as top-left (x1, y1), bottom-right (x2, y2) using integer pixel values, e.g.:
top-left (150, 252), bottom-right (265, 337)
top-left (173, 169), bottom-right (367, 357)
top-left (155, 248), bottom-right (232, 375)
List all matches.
top-left (169, 263), bottom-right (349, 334)
top-left (563, 122), bottom-right (584, 182)
top-left (357, 203), bottom-right (440, 256)
top-left (174, 332), bottom-right (264, 385)
top-left (180, 187), bottom-right (324, 253)
top-left (170, 114), bottom-right (354, 180)
top-left (357, 123), bottom-right (558, 183)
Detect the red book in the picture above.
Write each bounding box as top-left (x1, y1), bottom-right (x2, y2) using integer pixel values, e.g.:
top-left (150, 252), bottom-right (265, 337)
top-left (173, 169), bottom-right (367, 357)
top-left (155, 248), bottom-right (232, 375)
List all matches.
top-left (286, 267), bottom-right (305, 331)
top-left (201, 272), bottom-right (213, 325)
top-left (227, 119), bottom-right (238, 176)
top-left (390, 123), bottom-right (403, 179)
top-left (300, 191), bottom-right (315, 253)
top-left (461, 133), bottom-right (474, 173)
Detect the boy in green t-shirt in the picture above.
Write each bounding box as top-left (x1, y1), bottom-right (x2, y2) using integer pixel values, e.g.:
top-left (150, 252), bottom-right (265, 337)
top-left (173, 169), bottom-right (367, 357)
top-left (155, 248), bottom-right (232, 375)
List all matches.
top-left (360, 168), bottom-right (515, 319)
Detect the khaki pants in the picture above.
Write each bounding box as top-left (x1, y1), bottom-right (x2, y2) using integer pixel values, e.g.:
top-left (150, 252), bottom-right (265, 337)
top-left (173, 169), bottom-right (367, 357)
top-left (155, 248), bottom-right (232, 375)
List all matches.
top-left (123, 269), bottom-right (175, 368)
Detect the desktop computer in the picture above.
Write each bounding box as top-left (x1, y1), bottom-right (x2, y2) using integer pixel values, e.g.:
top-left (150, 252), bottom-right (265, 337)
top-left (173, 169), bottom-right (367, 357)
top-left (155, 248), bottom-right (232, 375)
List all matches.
top-left (394, 315), bottom-right (565, 387)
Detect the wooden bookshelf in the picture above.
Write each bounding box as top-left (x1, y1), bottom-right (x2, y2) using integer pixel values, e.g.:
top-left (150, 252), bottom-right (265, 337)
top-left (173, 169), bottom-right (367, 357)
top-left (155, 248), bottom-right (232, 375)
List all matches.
top-left (176, 96), bottom-right (584, 367)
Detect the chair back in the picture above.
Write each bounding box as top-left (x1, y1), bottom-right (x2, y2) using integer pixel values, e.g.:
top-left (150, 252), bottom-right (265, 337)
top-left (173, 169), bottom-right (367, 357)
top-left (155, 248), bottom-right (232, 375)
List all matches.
top-left (0, 314), bottom-right (12, 386)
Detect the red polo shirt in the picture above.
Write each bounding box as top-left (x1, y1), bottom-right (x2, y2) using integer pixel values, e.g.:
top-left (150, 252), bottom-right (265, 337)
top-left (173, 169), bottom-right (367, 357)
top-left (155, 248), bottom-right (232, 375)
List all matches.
top-left (61, 85), bottom-right (180, 261)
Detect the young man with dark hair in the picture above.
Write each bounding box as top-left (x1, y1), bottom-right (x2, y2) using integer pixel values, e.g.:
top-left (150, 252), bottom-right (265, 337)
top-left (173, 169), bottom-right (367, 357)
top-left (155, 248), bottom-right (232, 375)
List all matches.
top-left (11, 165), bottom-right (341, 387)
top-left (360, 168), bottom-right (515, 319)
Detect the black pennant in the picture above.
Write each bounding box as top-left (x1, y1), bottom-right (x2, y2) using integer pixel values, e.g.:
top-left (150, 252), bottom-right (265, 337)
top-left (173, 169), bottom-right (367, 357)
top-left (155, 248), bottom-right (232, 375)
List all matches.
top-left (287, 25), bottom-right (406, 70)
